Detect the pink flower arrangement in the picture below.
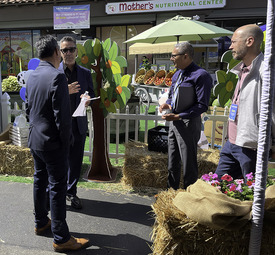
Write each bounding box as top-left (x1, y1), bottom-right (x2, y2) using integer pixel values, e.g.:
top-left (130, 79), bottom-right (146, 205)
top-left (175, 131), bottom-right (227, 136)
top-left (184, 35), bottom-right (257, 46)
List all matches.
top-left (201, 172), bottom-right (275, 201)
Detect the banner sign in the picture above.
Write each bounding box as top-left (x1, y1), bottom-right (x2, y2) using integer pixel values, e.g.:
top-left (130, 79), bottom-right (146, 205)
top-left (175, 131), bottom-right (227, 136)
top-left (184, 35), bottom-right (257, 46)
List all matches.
top-left (54, 5), bottom-right (90, 30)
top-left (106, 0), bottom-right (226, 14)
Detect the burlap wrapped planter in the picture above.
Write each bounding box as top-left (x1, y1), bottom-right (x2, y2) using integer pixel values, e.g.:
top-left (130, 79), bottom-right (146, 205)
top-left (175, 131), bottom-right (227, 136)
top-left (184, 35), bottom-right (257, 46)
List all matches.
top-left (122, 141), bottom-right (220, 189)
top-left (151, 182), bottom-right (275, 255)
top-left (0, 144), bottom-right (34, 176)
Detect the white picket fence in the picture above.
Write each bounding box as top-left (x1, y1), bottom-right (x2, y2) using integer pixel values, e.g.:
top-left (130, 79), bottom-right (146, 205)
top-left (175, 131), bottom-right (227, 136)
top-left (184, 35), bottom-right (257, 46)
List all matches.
top-left (2, 94), bottom-right (229, 160)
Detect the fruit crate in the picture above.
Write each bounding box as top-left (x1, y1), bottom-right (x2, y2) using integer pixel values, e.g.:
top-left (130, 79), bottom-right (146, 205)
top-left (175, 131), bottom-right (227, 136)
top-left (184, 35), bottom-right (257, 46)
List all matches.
top-left (148, 125), bottom-right (169, 153)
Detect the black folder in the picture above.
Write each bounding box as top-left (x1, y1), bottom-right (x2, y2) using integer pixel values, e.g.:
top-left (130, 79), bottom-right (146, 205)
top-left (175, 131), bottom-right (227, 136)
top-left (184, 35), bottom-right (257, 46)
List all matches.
top-left (174, 86), bottom-right (196, 113)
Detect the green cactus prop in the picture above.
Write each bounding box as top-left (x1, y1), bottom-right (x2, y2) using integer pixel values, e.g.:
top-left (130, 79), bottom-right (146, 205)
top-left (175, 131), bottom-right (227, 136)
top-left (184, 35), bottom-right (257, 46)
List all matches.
top-left (76, 38), bottom-right (131, 182)
top-left (213, 50), bottom-right (240, 107)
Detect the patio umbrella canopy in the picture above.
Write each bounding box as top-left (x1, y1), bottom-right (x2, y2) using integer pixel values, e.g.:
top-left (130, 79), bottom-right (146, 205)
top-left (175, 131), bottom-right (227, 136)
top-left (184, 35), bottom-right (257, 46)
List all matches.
top-left (125, 15), bottom-right (233, 44)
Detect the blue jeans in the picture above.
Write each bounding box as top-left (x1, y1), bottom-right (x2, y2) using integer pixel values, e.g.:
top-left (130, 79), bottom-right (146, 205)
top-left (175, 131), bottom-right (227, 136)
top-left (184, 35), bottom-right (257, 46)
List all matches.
top-left (215, 140), bottom-right (257, 181)
top-left (31, 148), bottom-right (71, 244)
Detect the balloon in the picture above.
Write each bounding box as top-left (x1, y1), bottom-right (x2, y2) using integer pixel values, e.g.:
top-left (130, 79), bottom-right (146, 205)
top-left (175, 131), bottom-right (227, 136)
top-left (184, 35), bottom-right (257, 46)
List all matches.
top-left (28, 58), bottom-right (40, 70)
top-left (17, 70), bottom-right (33, 88)
top-left (19, 87), bottom-right (26, 101)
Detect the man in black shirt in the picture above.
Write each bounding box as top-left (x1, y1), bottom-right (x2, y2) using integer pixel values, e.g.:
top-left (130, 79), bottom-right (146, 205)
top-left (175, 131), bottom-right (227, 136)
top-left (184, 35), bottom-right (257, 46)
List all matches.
top-left (59, 36), bottom-right (94, 209)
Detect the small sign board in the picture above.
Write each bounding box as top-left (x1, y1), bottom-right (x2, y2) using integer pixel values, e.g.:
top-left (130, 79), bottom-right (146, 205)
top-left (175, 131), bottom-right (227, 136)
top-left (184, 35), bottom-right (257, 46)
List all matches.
top-left (53, 5), bottom-right (90, 30)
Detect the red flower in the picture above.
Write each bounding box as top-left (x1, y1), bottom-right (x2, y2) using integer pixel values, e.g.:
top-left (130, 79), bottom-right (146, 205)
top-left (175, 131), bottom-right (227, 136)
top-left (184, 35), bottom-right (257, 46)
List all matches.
top-left (247, 181), bottom-right (253, 186)
top-left (221, 174), bottom-right (233, 182)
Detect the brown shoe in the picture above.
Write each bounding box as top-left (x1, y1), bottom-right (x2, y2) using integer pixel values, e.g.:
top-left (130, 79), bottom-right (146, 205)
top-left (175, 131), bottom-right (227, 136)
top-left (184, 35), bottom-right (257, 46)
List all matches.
top-left (35, 219), bottom-right (51, 235)
top-left (53, 236), bottom-right (89, 252)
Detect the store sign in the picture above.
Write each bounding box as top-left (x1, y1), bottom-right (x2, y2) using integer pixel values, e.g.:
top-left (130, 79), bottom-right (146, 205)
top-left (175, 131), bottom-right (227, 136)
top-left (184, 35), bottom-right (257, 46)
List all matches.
top-left (53, 5), bottom-right (90, 30)
top-left (106, 0), bottom-right (226, 14)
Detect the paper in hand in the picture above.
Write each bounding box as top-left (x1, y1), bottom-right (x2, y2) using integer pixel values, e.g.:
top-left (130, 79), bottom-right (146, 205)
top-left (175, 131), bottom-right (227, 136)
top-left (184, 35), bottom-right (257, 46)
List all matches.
top-left (72, 96), bottom-right (100, 117)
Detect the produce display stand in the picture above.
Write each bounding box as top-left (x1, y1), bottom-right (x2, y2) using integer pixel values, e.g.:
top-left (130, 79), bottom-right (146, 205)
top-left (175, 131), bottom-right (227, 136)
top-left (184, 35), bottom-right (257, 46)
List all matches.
top-left (131, 83), bottom-right (169, 110)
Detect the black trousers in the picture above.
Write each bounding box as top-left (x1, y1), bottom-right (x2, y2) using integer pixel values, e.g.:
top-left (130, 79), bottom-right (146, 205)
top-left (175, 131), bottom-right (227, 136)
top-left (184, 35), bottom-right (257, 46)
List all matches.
top-left (67, 118), bottom-right (86, 197)
top-left (167, 116), bottom-right (201, 190)
top-left (32, 148), bottom-right (71, 244)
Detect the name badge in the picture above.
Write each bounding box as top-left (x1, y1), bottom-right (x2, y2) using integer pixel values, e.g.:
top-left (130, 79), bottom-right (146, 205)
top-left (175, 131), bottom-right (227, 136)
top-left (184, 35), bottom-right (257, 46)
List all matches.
top-left (229, 104), bottom-right (238, 121)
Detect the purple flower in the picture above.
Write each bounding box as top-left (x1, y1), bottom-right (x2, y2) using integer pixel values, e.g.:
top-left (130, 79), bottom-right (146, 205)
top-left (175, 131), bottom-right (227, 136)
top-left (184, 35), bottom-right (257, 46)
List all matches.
top-left (246, 172), bottom-right (254, 181)
top-left (202, 174), bottom-right (211, 181)
top-left (236, 184), bottom-right (243, 192)
top-left (211, 173), bottom-right (218, 180)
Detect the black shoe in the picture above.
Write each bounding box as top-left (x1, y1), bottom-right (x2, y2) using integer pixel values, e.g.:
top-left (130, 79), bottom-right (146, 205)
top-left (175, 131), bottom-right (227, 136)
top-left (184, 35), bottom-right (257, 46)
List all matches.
top-left (67, 195), bottom-right (82, 209)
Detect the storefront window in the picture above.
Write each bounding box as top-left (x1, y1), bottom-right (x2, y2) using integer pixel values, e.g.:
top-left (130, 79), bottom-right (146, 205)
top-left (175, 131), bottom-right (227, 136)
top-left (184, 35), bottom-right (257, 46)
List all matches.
top-left (0, 31), bottom-right (11, 77)
top-left (11, 31), bottom-right (32, 75)
top-left (0, 30), bottom-right (41, 78)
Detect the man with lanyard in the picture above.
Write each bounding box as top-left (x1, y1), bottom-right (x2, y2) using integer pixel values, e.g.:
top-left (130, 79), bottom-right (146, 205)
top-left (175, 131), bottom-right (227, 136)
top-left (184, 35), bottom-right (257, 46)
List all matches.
top-left (59, 36), bottom-right (94, 209)
top-left (159, 42), bottom-right (213, 190)
top-left (215, 24), bottom-right (272, 180)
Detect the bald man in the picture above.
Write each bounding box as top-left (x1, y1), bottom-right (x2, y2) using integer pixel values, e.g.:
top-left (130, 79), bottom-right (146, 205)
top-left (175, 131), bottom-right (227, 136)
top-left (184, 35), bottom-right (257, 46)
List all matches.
top-left (215, 24), bottom-right (275, 181)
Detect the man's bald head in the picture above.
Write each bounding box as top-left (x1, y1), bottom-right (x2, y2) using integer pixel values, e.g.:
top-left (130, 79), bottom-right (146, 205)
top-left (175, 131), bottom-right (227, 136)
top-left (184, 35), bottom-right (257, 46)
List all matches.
top-left (235, 24), bottom-right (263, 50)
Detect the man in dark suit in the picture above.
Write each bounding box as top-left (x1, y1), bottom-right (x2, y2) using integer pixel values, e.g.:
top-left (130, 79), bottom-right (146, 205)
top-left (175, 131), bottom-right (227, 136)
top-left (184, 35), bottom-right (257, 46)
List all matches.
top-left (159, 42), bottom-right (213, 190)
top-left (26, 35), bottom-right (89, 252)
top-left (59, 36), bottom-right (94, 209)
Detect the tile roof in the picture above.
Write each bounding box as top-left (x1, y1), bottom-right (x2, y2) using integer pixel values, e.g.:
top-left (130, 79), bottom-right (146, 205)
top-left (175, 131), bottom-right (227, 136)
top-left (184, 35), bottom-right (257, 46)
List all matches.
top-left (0, 0), bottom-right (51, 4)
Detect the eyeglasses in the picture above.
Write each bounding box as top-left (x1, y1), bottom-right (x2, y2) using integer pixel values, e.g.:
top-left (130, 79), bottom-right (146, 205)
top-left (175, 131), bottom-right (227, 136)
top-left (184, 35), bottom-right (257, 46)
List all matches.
top-left (60, 47), bottom-right (76, 54)
top-left (171, 53), bottom-right (185, 59)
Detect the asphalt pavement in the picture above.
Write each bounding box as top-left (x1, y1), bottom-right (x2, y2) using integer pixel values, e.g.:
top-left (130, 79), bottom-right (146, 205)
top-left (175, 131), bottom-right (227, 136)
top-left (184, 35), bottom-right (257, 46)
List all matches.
top-left (0, 181), bottom-right (155, 255)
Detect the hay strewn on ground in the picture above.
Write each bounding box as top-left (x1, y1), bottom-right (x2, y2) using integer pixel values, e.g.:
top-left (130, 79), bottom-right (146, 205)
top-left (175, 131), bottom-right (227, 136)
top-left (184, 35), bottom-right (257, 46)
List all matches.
top-left (151, 189), bottom-right (275, 255)
top-left (0, 144), bottom-right (34, 176)
top-left (122, 141), bottom-right (220, 189)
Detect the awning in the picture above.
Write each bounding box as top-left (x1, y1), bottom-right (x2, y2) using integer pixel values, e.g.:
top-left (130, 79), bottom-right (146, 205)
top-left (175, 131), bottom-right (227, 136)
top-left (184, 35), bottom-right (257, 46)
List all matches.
top-left (128, 39), bottom-right (219, 55)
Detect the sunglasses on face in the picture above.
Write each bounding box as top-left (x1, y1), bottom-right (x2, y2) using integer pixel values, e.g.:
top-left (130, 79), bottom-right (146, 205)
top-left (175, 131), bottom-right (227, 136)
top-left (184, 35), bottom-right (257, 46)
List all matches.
top-left (60, 47), bottom-right (76, 54)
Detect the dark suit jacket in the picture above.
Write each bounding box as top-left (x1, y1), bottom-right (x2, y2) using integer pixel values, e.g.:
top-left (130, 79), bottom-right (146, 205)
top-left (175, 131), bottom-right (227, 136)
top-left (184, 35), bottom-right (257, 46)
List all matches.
top-left (58, 62), bottom-right (94, 135)
top-left (26, 61), bottom-right (72, 151)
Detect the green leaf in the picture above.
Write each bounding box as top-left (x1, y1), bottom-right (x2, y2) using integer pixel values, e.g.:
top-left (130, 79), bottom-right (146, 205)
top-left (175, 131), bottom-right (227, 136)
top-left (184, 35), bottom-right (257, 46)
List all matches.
top-left (77, 44), bottom-right (86, 58)
top-left (218, 88), bottom-right (231, 107)
top-left (111, 61), bottom-right (121, 75)
top-left (113, 74), bottom-right (121, 85)
top-left (92, 38), bottom-right (101, 57)
top-left (213, 83), bottom-right (223, 97)
top-left (114, 100), bottom-right (120, 109)
top-left (115, 56), bottom-right (127, 68)
top-left (221, 50), bottom-right (233, 64)
top-left (103, 38), bottom-right (111, 51)
top-left (107, 102), bottom-right (116, 113)
top-left (122, 86), bottom-right (131, 100)
top-left (109, 41), bottom-right (118, 60)
top-left (228, 59), bottom-right (241, 70)
top-left (216, 70), bottom-right (227, 84)
top-left (121, 74), bottom-right (131, 87)
top-left (107, 87), bottom-right (114, 100)
top-left (100, 88), bottom-right (108, 104)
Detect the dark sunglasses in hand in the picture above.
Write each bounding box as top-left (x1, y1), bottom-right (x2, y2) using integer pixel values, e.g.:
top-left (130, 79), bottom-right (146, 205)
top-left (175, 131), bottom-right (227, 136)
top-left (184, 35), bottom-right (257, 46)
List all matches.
top-left (60, 47), bottom-right (76, 54)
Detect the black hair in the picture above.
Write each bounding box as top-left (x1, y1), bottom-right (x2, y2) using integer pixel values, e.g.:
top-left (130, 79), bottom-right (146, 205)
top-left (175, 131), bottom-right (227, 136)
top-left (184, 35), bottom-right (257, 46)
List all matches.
top-left (35, 35), bottom-right (59, 59)
top-left (60, 36), bottom-right (77, 46)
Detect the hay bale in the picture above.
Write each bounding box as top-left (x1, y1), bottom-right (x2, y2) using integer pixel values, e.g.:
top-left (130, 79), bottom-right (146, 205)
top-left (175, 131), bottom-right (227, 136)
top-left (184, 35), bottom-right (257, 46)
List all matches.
top-left (197, 148), bottom-right (220, 176)
top-left (122, 141), bottom-right (220, 189)
top-left (122, 141), bottom-right (168, 188)
top-left (151, 189), bottom-right (275, 255)
top-left (0, 144), bottom-right (34, 176)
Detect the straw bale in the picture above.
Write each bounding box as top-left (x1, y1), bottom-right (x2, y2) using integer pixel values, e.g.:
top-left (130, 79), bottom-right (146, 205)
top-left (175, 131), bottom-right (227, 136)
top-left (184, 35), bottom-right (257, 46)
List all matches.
top-left (151, 189), bottom-right (275, 255)
top-left (122, 141), bottom-right (168, 188)
top-left (122, 141), bottom-right (220, 189)
top-left (197, 148), bottom-right (220, 176)
top-left (0, 144), bottom-right (34, 176)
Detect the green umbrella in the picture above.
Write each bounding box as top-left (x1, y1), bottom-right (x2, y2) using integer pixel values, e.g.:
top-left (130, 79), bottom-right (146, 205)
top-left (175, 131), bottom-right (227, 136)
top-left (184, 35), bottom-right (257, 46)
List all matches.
top-left (125, 15), bottom-right (233, 44)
